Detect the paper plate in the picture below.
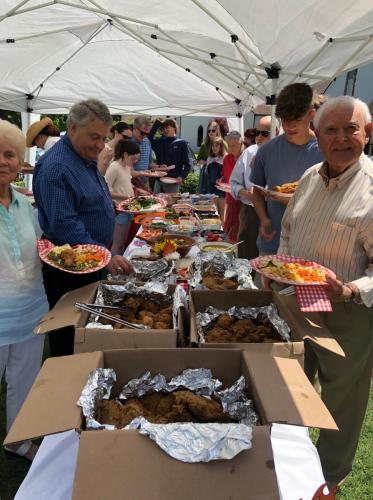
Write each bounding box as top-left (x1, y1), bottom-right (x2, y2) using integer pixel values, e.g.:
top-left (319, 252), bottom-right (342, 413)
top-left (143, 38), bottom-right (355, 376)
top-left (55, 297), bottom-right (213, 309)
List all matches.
top-left (215, 182), bottom-right (231, 193)
top-left (252, 184), bottom-right (294, 199)
top-left (141, 170), bottom-right (167, 177)
top-left (117, 196), bottom-right (167, 213)
top-left (160, 176), bottom-right (178, 184)
top-left (250, 254), bottom-right (333, 286)
top-left (37, 240), bottom-right (111, 274)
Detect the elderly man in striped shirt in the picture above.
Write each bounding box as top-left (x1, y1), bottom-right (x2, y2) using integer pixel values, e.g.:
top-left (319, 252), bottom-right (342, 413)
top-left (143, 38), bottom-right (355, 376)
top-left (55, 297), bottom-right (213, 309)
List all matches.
top-left (278, 96), bottom-right (373, 489)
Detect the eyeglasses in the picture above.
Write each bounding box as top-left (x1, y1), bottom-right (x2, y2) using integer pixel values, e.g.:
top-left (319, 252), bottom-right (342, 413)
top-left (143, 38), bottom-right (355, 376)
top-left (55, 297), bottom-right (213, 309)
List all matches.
top-left (255, 130), bottom-right (270, 138)
top-left (208, 128), bottom-right (217, 133)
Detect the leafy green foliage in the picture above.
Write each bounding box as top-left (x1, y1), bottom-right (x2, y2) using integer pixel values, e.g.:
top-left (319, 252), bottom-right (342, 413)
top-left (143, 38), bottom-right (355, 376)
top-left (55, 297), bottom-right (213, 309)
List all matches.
top-left (180, 171), bottom-right (200, 194)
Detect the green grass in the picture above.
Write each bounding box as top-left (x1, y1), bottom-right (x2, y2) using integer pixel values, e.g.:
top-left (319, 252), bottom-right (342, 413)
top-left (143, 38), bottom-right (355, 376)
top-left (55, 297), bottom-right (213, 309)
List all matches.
top-left (0, 353), bottom-right (372, 499)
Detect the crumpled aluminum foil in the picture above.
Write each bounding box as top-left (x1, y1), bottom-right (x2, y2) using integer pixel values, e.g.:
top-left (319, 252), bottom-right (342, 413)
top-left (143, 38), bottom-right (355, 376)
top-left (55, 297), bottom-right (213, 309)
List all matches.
top-left (109, 258), bottom-right (175, 283)
top-left (196, 304), bottom-right (291, 343)
top-left (77, 367), bottom-right (258, 461)
top-left (85, 282), bottom-right (186, 330)
top-left (118, 368), bottom-right (222, 399)
top-left (77, 368), bottom-right (116, 428)
top-left (126, 417), bottom-right (252, 462)
top-left (189, 251), bottom-right (256, 289)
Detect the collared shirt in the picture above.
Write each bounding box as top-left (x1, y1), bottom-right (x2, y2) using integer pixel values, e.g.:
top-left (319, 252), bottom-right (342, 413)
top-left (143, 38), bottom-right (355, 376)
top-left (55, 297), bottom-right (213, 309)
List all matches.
top-left (279, 155), bottom-right (373, 307)
top-left (33, 134), bottom-right (115, 247)
top-left (133, 137), bottom-right (152, 172)
top-left (0, 188), bottom-right (48, 345)
top-left (230, 144), bottom-right (258, 205)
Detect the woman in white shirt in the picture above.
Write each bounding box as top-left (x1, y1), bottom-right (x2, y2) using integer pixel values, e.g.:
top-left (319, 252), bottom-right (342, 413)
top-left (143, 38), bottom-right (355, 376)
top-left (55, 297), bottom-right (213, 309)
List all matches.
top-left (0, 120), bottom-right (49, 461)
top-left (105, 139), bottom-right (141, 255)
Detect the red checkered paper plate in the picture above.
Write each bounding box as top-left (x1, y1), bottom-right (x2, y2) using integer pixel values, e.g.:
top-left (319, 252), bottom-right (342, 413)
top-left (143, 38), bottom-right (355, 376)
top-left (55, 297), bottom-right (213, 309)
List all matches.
top-left (250, 254), bottom-right (333, 286)
top-left (37, 240), bottom-right (111, 274)
top-left (295, 285), bottom-right (332, 312)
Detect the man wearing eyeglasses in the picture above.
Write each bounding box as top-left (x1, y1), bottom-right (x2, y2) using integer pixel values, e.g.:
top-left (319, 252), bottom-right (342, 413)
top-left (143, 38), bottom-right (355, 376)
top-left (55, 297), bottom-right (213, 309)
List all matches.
top-left (131, 116), bottom-right (153, 187)
top-left (250, 83), bottom-right (324, 257)
top-left (230, 116), bottom-right (278, 260)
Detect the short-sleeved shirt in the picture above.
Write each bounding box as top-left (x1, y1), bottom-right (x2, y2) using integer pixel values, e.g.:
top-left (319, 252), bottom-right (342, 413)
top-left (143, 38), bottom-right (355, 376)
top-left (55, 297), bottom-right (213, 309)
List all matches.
top-left (250, 134), bottom-right (323, 253)
top-left (105, 160), bottom-right (134, 198)
top-left (0, 188), bottom-right (49, 345)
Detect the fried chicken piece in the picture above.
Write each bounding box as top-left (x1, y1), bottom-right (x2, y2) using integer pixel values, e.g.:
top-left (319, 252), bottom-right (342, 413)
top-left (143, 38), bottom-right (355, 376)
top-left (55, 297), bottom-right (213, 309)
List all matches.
top-left (139, 300), bottom-right (159, 314)
top-left (159, 305), bottom-right (172, 314)
top-left (140, 315), bottom-right (154, 327)
top-left (158, 313), bottom-right (172, 324)
top-left (124, 297), bottom-right (142, 311)
top-left (173, 390), bottom-right (227, 422)
top-left (205, 326), bottom-right (231, 343)
top-left (216, 314), bottom-right (234, 329)
top-left (220, 279), bottom-right (238, 289)
top-left (142, 392), bottom-right (173, 414)
top-left (60, 248), bottom-right (75, 267)
top-left (138, 310), bottom-right (155, 319)
top-left (96, 399), bottom-right (148, 428)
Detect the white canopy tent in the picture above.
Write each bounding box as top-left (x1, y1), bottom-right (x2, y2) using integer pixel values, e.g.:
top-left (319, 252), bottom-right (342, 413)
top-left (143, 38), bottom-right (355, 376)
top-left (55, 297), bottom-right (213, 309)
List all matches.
top-left (1, 0), bottom-right (373, 119)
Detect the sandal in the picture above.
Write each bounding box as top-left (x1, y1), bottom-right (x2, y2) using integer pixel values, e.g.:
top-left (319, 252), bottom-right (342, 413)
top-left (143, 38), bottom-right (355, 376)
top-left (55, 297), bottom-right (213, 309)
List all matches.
top-left (4, 440), bottom-right (37, 462)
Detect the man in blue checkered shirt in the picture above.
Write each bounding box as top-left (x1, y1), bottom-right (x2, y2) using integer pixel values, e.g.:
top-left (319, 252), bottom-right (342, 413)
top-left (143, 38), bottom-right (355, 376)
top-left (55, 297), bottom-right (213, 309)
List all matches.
top-left (33, 99), bottom-right (132, 356)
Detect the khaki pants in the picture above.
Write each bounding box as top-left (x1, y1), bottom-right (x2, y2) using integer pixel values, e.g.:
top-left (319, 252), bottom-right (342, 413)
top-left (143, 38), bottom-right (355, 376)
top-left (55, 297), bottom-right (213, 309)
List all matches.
top-left (304, 301), bottom-right (373, 486)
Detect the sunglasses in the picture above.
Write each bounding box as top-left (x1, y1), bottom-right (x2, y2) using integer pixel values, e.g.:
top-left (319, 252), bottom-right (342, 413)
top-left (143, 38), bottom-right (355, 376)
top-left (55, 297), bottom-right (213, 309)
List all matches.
top-left (255, 130), bottom-right (270, 137)
top-left (138, 129), bottom-right (149, 137)
top-left (208, 128), bottom-right (217, 133)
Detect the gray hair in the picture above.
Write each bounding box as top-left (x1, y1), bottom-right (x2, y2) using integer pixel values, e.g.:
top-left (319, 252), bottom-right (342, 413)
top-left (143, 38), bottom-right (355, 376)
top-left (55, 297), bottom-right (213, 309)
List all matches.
top-left (0, 119), bottom-right (25, 160)
top-left (313, 96), bottom-right (372, 129)
top-left (226, 130), bottom-right (242, 141)
top-left (66, 99), bottom-right (112, 128)
top-left (133, 116), bottom-right (152, 129)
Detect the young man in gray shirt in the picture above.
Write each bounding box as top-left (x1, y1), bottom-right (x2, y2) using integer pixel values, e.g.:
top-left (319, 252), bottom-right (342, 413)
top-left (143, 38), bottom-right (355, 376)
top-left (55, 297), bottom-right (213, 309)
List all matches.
top-left (250, 83), bottom-right (324, 255)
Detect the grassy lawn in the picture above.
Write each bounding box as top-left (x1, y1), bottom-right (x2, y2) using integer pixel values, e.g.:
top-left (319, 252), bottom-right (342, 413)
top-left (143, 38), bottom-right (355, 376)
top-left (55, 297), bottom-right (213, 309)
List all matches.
top-left (0, 363), bottom-right (372, 499)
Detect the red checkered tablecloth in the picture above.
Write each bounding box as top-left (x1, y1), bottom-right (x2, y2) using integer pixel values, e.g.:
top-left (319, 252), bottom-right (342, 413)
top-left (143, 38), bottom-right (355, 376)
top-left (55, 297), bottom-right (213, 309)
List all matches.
top-left (295, 285), bottom-right (332, 312)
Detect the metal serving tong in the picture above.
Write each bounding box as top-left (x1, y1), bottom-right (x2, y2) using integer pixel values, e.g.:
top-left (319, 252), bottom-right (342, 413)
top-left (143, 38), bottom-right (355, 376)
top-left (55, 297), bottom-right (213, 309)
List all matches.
top-left (75, 302), bottom-right (149, 330)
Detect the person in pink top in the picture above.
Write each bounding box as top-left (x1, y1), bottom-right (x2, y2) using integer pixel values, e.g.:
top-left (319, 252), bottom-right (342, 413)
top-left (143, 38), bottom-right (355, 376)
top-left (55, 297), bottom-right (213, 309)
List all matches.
top-left (221, 131), bottom-right (244, 242)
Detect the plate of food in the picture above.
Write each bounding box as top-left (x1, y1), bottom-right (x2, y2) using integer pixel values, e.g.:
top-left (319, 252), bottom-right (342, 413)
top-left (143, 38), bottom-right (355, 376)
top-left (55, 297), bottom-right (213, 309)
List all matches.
top-left (141, 170), bottom-right (167, 178)
top-left (215, 181), bottom-right (231, 193)
top-left (38, 241), bottom-right (111, 274)
top-left (198, 241), bottom-right (236, 254)
top-left (150, 234), bottom-right (196, 259)
top-left (160, 176), bottom-right (179, 184)
top-left (250, 254), bottom-right (332, 285)
top-left (136, 229), bottom-right (163, 242)
top-left (253, 181), bottom-right (299, 199)
top-left (117, 196), bottom-right (167, 213)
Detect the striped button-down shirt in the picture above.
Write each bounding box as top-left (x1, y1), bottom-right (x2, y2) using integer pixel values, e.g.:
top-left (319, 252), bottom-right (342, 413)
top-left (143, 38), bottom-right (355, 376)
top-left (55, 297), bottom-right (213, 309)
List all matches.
top-left (279, 154), bottom-right (373, 307)
top-left (33, 134), bottom-right (115, 247)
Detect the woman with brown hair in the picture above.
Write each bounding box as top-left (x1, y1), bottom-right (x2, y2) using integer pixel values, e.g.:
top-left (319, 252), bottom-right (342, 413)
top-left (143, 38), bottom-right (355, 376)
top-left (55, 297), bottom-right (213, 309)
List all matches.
top-left (98, 121), bottom-right (133, 175)
top-left (202, 137), bottom-right (227, 218)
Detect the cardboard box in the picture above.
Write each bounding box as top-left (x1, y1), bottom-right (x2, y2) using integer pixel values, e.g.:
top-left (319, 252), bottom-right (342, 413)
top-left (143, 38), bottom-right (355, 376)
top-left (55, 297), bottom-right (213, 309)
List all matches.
top-left (35, 281), bottom-right (185, 352)
top-left (5, 349), bottom-right (337, 500)
top-left (189, 290), bottom-right (344, 358)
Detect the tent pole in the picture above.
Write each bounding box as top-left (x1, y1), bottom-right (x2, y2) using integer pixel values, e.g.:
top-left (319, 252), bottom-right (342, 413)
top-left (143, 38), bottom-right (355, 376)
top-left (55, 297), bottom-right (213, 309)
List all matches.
top-left (270, 78), bottom-right (278, 138)
top-left (21, 112), bottom-right (40, 167)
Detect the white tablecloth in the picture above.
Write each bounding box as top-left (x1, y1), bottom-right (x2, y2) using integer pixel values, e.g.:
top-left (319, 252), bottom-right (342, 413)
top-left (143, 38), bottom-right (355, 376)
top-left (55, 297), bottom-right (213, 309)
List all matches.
top-left (15, 424), bottom-right (327, 500)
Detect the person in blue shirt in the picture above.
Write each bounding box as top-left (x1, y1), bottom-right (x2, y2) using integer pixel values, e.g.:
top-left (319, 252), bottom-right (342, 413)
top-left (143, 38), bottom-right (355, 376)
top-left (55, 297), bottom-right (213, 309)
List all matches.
top-left (150, 119), bottom-right (191, 193)
top-left (33, 99), bottom-right (133, 356)
top-left (250, 83), bottom-right (324, 255)
top-left (0, 120), bottom-right (48, 461)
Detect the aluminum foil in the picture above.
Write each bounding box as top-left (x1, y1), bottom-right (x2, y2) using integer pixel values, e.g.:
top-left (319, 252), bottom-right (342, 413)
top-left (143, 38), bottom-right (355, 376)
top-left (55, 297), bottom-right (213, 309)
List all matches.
top-left (196, 304), bottom-right (291, 343)
top-left (77, 367), bottom-right (257, 462)
top-left (118, 368), bottom-right (221, 399)
top-left (189, 251), bottom-right (256, 289)
top-left (85, 281), bottom-right (178, 328)
top-left (77, 368), bottom-right (116, 428)
top-left (126, 417), bottom-right (252, 462)
top-left (109, 258), bottom-right (175, 283)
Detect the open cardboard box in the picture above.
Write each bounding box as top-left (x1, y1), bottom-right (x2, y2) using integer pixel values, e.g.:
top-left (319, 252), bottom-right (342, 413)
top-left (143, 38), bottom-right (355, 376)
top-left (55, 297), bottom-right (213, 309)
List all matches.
top-left (190, 290), bottom-right (344, 359)
top-left (5, 349), bottom-right (337, 500)
top-left (34, 281), bottom-right (185, 352)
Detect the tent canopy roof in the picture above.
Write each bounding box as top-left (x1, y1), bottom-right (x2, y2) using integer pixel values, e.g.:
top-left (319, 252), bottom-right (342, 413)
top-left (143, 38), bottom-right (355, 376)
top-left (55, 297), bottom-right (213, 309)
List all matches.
top-left (1, 0), bottom-right (373, 116)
